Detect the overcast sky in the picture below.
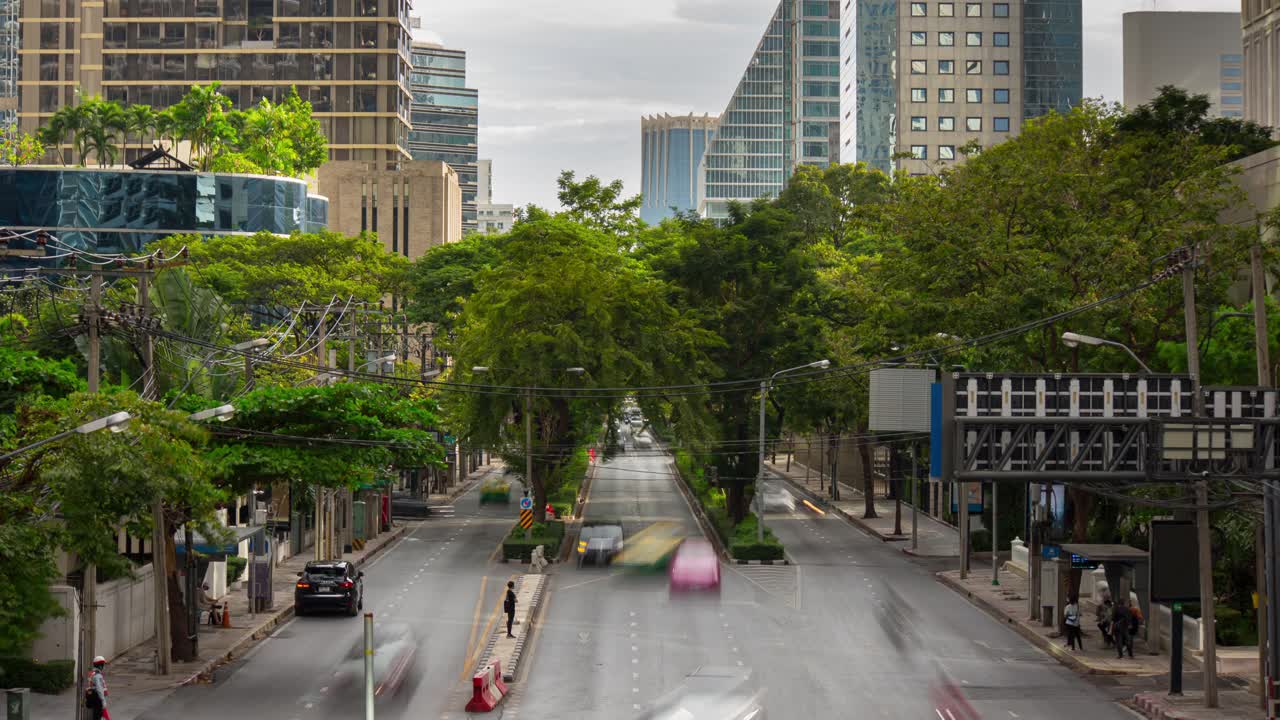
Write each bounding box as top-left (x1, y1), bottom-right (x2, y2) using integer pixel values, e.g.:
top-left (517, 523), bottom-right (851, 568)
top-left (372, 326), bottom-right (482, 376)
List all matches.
top-left (412, 0), bottom-right (1242, 210)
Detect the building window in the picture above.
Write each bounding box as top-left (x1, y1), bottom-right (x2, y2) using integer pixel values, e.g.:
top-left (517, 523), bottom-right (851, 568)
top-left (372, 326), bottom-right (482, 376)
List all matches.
top-left (939, 145), bottom-right (957, 160)
top-left (939, 88), bottom-right (955, 103)
top-left (911, 31), bottom-right (926, 46)
top-left (966, 2), bottom-right (982, 16)
top-left (911, 116), bottom-right (927, 131)
top-left (1222, 67), bottom-right (1243, 77)
top-left (993, 116), bottom-right (1010, 132)
top-left (910, 145), bottom-right (928, 160)
top-left (911, 1), bottom-right (927, 15)
top-left (994, 32), bottom-right (1009, 47)
top-left (966, 88), bottom-right (983, 103)
top-left (966, 32), bottom-right (982, 46)
top-left (939, 116), bottom-right (955, 131)
top-left (994, 60), bottom-right (1009, 75)
top-left (966, 60), bottom-right (982, 75)
top-left (966, 116), bottom-right (982, 131)
top-left (911, 88), bottom-right (928, 102)
top-left (994, 88), bottom-right (1010, 103)
top-left (993, 3), bottom-right (1009, 17)
top-left (1222, 96), bottom-right (1244, 105)
top-left (1223, 82), bottom-right (1243, 90)
top-left (911, 59), bottom-right (927, 74)
top-left (939, 31), bottom-right (954, 46)
top-left (938, 2), bottom-right (954, 16)
top-left (938, 59), bottom-right (954, 74)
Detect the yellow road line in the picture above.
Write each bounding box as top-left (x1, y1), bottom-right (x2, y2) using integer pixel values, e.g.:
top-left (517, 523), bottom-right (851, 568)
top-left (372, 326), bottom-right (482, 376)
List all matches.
top-left (462, 575), bottom-right (488, 673)
top-left (459, 573), bottom-right (512, 682)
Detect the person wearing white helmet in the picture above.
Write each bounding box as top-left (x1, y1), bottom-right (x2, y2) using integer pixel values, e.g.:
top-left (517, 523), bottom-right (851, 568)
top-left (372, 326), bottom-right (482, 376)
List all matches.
top-left (84, 655), bottom-right (109, 720)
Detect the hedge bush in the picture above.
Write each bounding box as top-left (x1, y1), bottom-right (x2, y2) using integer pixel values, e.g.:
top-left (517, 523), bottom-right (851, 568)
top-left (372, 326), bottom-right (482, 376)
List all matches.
top-left (502, 520), bottom-right (565, 561)
top-left (0, 657), bottom-right (76, 693)
top-left (730, 540), bottom-right (786, 561)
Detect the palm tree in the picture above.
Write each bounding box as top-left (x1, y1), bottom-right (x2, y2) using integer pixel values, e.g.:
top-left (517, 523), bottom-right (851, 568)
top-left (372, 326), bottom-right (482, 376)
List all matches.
top-left (80, 98), bottom-right (126, 167)
top-left (124, 104), bottom-right (157, 158)
top-left (36, 113), bottom-right (68, 165)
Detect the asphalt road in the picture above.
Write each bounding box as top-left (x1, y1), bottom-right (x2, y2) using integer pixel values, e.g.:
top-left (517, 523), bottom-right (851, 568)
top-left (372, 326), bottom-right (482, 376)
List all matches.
top-left (139, 475), bottom-right (521, 720)
top-left (519, 433), bottom-right (1140, 720)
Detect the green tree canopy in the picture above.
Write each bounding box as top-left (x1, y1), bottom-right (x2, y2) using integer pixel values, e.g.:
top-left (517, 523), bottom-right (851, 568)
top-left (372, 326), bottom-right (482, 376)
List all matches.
top-left (406, 233), bottom-right (508, 332)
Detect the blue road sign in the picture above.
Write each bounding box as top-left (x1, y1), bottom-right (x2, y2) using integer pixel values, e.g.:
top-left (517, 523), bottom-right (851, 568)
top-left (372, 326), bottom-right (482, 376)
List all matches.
top-left (1042, 544), bottom-right (1061, 560)
top-left (519, 497), bottom-right (533, 510)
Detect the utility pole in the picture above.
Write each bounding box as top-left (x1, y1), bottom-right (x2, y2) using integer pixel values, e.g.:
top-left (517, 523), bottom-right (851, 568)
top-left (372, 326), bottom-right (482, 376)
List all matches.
top-left (526, 387), bottom-right (534, 524)
top-left (911, 445), bottom-right (919, 552)
top-left (74, 273), bottom-right (102, 720)
top-left (757, 380), bottom-right (767, 542)
top-left (1250, 239), bottom-right (1276, 711)
top-left (1183, 247), bottom-right (1217, 708)
top-left (1197, 480), bottom-right (1219, 707)
top-left (992, 480), bottom-right (1000, 586)
top-left (140, 273), bottom-right (171, 675)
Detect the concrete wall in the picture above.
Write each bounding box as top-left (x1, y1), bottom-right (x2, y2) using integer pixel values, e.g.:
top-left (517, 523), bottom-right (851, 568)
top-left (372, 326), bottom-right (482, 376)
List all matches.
top-left (1122, 12), bottom-right (1242, 115)
top-left (787, 437), bottom-right (873, 495)
top-left (30, 585), bottom-right (78, 667)
top-left (95, 563), bottom-right (157, 662)
top-left (317, 159), bottom-right (463, 260)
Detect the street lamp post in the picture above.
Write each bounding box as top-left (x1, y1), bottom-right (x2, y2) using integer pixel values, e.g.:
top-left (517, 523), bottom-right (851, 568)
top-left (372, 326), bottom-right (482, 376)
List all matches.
top-left (1060, 332), bottom-right (1152, 374)
top-left (0, 411), bottom-right (132, 466)
top-left (168, 338), bottom-right (270, 407)
top-left (180, 405), bottom-right (237, 656)
top-left (757, 360), bottom-right (829, 541)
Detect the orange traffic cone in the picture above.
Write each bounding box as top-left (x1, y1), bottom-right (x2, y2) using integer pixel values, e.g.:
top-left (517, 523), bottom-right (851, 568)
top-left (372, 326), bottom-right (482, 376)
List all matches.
top-left (222, 604), bottom-right (231, 628)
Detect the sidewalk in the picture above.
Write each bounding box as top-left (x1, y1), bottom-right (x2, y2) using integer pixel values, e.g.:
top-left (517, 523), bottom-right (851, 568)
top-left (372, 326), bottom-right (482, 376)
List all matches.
top-left (1132, 690), bottom-right (1267, 720)
top-left (764, 459), bottom-right (960, 557)
top-left (31, 520), bottom-right (414, 720)
top-left (939, 567), bottom-right (1168, 676)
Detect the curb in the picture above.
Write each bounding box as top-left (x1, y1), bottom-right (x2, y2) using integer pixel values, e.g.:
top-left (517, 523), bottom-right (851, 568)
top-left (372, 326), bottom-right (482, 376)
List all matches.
top-left (476, 575), bottom-right (549, 683)
top-left (1129, 692), bottom-right (1192, 720)
top-left (185, 522), bottom-right (413, 685)
top-left (734, 558), bottom-right (789, 565)
top-left (934, 571), bottom-right (1129, 677)
top-left (664, 454), bottom-right (731, 563)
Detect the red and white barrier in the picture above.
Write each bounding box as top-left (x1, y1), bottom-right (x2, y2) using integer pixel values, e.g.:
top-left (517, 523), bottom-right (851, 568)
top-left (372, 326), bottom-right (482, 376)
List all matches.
top-left (465, 659), bottom-right (508, 712)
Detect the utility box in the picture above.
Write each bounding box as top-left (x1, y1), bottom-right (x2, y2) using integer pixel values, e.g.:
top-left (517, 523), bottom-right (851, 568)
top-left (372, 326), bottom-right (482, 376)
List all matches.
top-left (6, 688), bottom-right (31, 720)
top-left (352, 501), bottom-right (367, 541)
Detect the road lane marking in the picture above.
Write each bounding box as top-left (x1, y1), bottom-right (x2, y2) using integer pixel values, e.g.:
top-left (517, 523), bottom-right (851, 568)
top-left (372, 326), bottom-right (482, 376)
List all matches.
top-left (461, 575), bottom-right (489, 676)
top-left (558, 574), bottom-right (613, 591)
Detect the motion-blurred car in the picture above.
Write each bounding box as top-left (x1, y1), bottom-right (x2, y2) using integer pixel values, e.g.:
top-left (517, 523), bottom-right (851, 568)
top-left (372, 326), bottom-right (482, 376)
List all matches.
top-left (615, 521), bottom-right (684, 572)
top-left (328, 621), bottom-right (419, 704)
top-left (758, 484), bottom-right (795, 513)
top-left (635, 665), bottom-right (765, 720)
top-left (577, 524), bottom-right (625, 566)
top-left (294, 561), bottom-right (363, 616)
top-left (669, 538), bottom-right (720, 592)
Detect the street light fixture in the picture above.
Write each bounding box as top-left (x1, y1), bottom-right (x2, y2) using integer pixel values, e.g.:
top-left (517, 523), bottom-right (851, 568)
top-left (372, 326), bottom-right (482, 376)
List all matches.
top-left (231, 338), bottom-right (271, 352)
top-left (187, 404), bottom-right (235, 423)
top-left (0, 411), bottom-right (132, 464)
top-left (757, 360), bottom-right (830, 541)
top-left (168, 337), bottom-right (271, 407)
top-left (355, 353), bottom-right (396, 372)
top-left (1061, 331), bottom-right (1152, 374)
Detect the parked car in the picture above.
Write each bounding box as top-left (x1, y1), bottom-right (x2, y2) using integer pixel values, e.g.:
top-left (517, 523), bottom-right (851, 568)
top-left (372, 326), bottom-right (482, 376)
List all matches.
top-left (294, 560), bottom-right (363, 616)
top-left (669, 539), bottom-right (720, 593)
top-left (758, 484), bottom-right (795, 513)
top-left (577, 523), bottom-right (625, 566)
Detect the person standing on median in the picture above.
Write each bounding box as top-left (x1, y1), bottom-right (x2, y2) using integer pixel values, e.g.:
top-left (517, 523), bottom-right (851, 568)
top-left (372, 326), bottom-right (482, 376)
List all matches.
top-left (505, 581), bottom-right (517, 638)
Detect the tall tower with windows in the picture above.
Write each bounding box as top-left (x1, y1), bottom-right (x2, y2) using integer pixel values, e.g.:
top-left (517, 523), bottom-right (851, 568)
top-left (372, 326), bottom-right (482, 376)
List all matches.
top-left (698, 0), bottom-right (841, 219)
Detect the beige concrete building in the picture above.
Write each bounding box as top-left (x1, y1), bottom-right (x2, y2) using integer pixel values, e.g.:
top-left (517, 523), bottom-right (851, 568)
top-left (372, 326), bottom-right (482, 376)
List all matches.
top-left (18, 0), bottom-right (413, 166)
top-left (1123, 12), bottom-right (1243, 118)
top-left (317, 159), bottom-right (461, 259)
top-left (897, 1), bottom-right (1024, 174)
top-left (1245, 0), bottom-right (1280, 127)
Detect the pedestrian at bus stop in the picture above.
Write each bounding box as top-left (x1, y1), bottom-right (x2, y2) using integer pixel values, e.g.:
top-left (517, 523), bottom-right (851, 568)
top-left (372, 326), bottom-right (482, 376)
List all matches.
top-left (505, 581), bottom-right (517, 638)
top-left (1064, 595), bottom-right (1083, 651)
top-left (1112, 600), bottom-right (1135, 658)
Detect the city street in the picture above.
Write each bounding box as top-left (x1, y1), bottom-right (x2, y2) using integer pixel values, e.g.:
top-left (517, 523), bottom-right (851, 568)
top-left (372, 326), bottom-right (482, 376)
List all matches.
top-left (520, 438), bottom-right (1139, 720)
top-left (137, 480), bottom-right (520, 720)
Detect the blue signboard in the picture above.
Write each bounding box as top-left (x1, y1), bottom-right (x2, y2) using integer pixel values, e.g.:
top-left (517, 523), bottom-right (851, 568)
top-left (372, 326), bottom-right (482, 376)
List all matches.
top-left (1042, 544), bottom-right (1061, 560)
top-left (519, 497), bottom-right (533, 511)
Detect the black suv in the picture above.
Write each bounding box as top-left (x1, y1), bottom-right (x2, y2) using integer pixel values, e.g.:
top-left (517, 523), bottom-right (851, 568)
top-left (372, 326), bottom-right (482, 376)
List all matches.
top-left (295, 561), bottom-right (364, 617)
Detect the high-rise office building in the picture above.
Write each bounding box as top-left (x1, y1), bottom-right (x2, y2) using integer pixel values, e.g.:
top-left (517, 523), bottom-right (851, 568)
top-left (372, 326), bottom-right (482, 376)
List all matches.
top-left (1244, 0), bottom-right (1280, 128)
top-left (640, 113), bottom-right (718, 224)
top-left (1123, 12), bottom-right (1243, 119)
top-left (18, 0), bottom-right (414, 165)
top-left (698, 0), bottom-right (841, 219)
top-left (407, 42), bottom-right (478, 233)
top-left (856, 0), bottom-right (1081, 176)
top-left (0, 0), bottom-right (15, 127)
top-left (473, 156), bottom-right (512, 234)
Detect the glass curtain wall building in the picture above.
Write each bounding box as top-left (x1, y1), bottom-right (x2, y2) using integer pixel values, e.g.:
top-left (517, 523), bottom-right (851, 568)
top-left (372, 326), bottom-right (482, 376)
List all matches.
top-left (699, 0), bottom-right (841, 219)
top-left (1022, 0), bottom-right (1082, 121)
top-left (640, 113), bottom-right (718, 224)
top-left (407, 42), bottom-right (478, 233)
top-left (854, 0), bottom-right (898, 175)
top-left (18, 0), bottom-right (414, 166)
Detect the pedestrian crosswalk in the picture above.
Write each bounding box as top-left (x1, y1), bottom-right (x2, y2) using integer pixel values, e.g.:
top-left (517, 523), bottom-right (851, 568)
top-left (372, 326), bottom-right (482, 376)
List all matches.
top-left (729, 563), bottom-right (802, 609)
top-left (429, 505), bottom-right (456, 519)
